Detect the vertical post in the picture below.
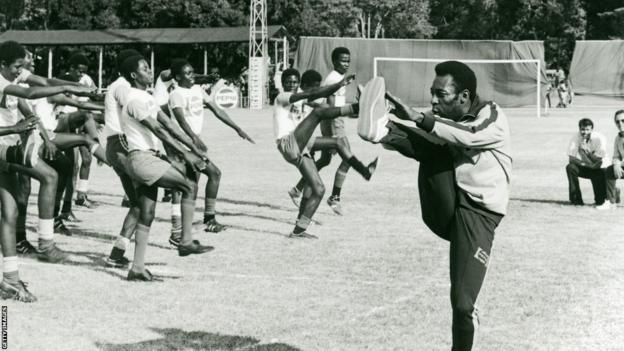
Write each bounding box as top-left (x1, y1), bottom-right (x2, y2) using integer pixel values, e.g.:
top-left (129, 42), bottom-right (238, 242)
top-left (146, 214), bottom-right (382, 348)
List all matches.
top-left (150, 47), bottom-right (155, 82)
top-left (283, 36), bottom-right (288, 68)
top-left (47, 47), bottom-right (53, 78)
top-left (98, 46), bottom-right (103, 93)
top-left (274, 40), bottom-right (278, 68)
top-left (536, 60), bottom-right (541, 119)
top-left (203, 48), bottom-right (208, 75)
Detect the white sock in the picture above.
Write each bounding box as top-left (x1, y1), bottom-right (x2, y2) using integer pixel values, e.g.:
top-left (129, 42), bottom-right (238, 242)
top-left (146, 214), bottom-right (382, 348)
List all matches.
top-left (76, 179), bottom-right (89, 193)
top-left (37, 218), bottom-right (54, 241)
top-left (171, 203), bottom-right (182, 218)
top-left (114, 236), bottom-right (131, 251)
top-left (3, 257), bottom-right (18, 274)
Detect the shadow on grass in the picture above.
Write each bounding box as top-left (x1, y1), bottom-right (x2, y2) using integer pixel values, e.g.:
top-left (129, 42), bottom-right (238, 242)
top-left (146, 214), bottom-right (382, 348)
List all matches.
top-left (96, 327), bottom-right (302, 351)
top-left (510, 197), bottom-right (574, 206)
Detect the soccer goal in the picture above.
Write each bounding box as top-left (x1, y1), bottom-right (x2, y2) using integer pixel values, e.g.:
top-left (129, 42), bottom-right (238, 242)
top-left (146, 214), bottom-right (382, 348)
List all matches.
top-left (373, 57), bottom-right (545, 118)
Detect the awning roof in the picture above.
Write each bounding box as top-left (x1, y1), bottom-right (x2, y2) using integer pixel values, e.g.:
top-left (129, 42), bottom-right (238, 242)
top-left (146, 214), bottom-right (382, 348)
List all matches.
top-left (0, 26), bottom-right (288, 45)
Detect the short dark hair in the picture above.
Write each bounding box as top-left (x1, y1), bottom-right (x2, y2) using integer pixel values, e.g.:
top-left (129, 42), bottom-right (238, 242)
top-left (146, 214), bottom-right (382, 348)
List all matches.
top-left (0, 41), bottom-right (26, 66)
top-left (614, 110), bottom-right (624, 120)
top-left (117, 49), bottom-right (141, 72)
top-left (120, 55), bottom-right (145, 83)
top-left (578, 118), bottom-right (594, 129)
top-left (281, 68), bottom-right (300, 86)
top-left (170, 58), bottom-right (190, 79)
top-left (301, 70), bottom-right (322, 87)
top-left (434, 61), bottom-right (477, 101)
top-left (331, 47), bottom-right (350, 62)
top-left (69, 53), bottom-right (90, 68)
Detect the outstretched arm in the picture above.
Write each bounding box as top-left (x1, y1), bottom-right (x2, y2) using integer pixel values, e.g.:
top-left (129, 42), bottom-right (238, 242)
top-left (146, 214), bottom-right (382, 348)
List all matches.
top-left (288, 74), bottom-right (355, 104)
top-left (205, 100), bottom-right (254, 144)
top-left (25, 74), bottom-right (82, 88)
top-left (170, 106), bottom-right (208, 152)
top-left (48, 94), bottom-right (104, 112)
top-left (156, 110), bottom-right (206, 157)
top-left (140, 117), bottom-right (206, 171)
top-left (4, 83), bottom-right (94, 100)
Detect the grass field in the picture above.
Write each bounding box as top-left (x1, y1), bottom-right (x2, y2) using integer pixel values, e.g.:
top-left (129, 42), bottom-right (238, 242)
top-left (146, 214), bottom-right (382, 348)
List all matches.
top-left (6, 97), bottom-right (624, 351)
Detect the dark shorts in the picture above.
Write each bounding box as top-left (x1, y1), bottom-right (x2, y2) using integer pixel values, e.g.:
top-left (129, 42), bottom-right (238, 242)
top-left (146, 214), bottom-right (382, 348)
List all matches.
top-left (106, 135), bottom-right (130, 174)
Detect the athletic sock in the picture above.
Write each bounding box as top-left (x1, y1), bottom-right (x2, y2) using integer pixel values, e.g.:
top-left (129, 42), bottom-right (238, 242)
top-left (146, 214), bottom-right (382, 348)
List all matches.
top-left (171, 203), bottom-right (182, 233)
top-left (204, 198), bottom-right (216, 223)
top-left (331, 186), bottom-right (342, 198)
top-left (37, 218), bottom-right (55, 251)
top-left (2, 257), bottom-right (19, 285)
top-left (346, 156), bottom-right (370, 178)
top-left (114, 236), bottom-right (131, 251)
top-left (293, 216), bottom-right (311, 234)
top-left (180, 198), bottom-right (195, 246)
top-left (132, 223), bottom-right (150, 271)
top-left (76, 179), bottom-right (89, 194)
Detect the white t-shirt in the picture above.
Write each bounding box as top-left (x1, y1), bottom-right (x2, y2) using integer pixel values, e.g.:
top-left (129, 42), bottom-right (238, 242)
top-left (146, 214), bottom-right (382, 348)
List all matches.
top-left (273, 92), bottom-right (305, 140)
top-left (168, 85), bottom-right (208, 135)
top-left (0, 70), bottom-right (31, 145)
top-left (121, 88), bottom-right (162, 152)
top-left (104, 76), bottom-right (131, 137)
top-left (30, 96), bottom-right (58, 131)
top-left (154, 76), bottom-right (175, 106)
top-left (322, 70), bottom-right (345, 107)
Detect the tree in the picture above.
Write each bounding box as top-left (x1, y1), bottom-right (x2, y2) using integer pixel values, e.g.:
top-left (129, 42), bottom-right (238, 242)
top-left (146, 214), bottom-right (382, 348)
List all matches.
top-left (0, 0), bottom-right (26, 29)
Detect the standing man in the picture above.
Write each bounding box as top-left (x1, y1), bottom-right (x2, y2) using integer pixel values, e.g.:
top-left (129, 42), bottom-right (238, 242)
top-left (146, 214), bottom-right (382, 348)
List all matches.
top-left (357, 61), bottom-right (511, 350)
top-left (289, 47), bottom-right (366, 215)
top-left (565, 118), bottom-right (609, 208)
top-left (605, 109), bottom-right (624, 207)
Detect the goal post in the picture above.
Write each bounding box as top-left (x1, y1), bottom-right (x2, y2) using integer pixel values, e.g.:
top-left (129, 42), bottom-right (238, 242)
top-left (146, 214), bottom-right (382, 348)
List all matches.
top-left (373, 57), bottom-right (545, 118)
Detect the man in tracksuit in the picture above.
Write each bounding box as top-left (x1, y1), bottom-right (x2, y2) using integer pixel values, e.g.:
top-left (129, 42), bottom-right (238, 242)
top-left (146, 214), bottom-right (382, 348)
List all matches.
top-left (358, 61), bottom-right (512, 351)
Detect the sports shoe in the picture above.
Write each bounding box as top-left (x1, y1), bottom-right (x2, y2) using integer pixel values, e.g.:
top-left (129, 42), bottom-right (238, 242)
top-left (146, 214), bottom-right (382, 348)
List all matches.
top-left (205, 219), bottom-right (226, 233)
top-left (365, 157), bottom-right (379, 181)
top-left (595, 201), bottom-right (614, 210)
top-left (178, 240), bottom-right (214, 257)
top-left (162, 190), bottom-right (173, 203)
top-left (288, 231), bottom-right (318, 239)
top-left (16, 240), bottom-right (38, 256)
top-left (37, 244), bottom-right (69, 264)
top-left (288, 187), bottom-right (302, 207)
top-left (75, 195), bottom-right (97, 208)
top-left (106, 247), bottom-right (131, 268)
top-left (168, 234), bottom-right (182, 248)
top-left (59, 211), bottom-right (80, 222)
top-left (327, 195), bottom-right (343, 216)
top-left (54, 218), bottom-right (72, 236)
top-left (127, 268), bottom-right (153, 282)
top-left (0, 280), bottom-right (37, 302)
top-left (21, 131), bottom-right (42, 168)
top-left (358, 77), bottom-right (390, 143)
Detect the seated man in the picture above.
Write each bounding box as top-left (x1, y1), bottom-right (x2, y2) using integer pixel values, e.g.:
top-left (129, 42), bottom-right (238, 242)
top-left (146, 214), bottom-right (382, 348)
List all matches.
top-left (605, 109), bottom-right (624, 207)
top-left (565, 118), bottom-right (609, 208)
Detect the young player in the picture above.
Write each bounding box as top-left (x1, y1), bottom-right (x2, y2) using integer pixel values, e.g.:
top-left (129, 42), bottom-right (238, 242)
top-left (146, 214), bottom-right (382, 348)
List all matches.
top-left (274, 68), bottom-right (376, 238)
top-left (357, 61), bottom-right (511, 350)
top-left (289, 47), bottom-right (362, 215)
top-left (120, 55), bottom-right (213, 281)
top-left (167, 58), bottom-right (254, 237)
top-left (0, 41), bottom-right (94, 301)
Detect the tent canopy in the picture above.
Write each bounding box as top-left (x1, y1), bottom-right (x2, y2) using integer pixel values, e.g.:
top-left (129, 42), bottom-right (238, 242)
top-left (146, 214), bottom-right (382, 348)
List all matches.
top-left (0, 26), bottom-right (288, 45)
top-left (570, 40), bottom-right (624, 97)
top-left (295, 37), bottom-right (547, 108)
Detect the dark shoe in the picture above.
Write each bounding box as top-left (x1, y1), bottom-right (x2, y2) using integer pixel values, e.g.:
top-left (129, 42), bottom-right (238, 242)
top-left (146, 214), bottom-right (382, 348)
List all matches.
top-left (162, 190), bottom-right (172, 203)
top-left (0, 280), bottom-right (37, 302)
top-left (288, 231), bottom-right (318, 239)
top-left (37, 244), bottom-right (69, 263)
top-left (178, 241), bottom-right (214, 257)
top-left (204, 219), bottom-right (226, 233)
top-left (75, 196), bottom-right (97, 209)
top-left (168, 234), bottom-right (181, 248)
top-left (106, 247), bottom-right (130, 268)
top-left (54, 218), bottom-right (72, 236)
top-left (127, 268), bottom-right (153, 282)
top-left (16, 240), bottom-right (39, 256)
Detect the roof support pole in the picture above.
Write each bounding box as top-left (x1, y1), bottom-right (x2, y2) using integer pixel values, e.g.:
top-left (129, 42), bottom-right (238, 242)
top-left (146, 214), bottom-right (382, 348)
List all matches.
top-left (283, 36), bottom-right (288, 68)
top-left (98, 46), bottom-right (103, 93)
top-left (47, 47), bottom-right (53, 78)
top-left (150, 47), bottom-right (155, 82)
top-left (274, 40), bottom-right (278, 67)
top-left (204, 48), bottom-right (208, 75)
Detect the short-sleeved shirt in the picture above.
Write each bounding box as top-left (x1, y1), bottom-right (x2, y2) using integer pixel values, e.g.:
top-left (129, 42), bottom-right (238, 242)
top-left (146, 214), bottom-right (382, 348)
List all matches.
top-left (104, 76), bottom-right (131, 137)
top-left (567, 131), bottom-right (609, 168)
top-left (121, 88), bottom-right (162, 152)
top-left (0, 70), bottom-right (31, 145)
top-left (273, 92), bottom-right (305, 141)
top-left (154, 76), bottom-right (175, 107)
top-left (30, 96), bottom-right (58, 131)
top-left (168, 85), bottom-right (208, 135)
top-left (322, 70), bottom-right (346, 107)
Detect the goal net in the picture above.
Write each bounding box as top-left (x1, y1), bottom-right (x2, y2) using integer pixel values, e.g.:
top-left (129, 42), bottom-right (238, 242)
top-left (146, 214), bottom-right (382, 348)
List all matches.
top-left (373, 57), bottom-right (545, 117)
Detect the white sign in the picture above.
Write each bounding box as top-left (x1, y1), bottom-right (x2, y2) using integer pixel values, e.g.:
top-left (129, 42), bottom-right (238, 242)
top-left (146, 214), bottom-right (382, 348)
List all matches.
top-left (214, 86), bottom-right (239, 109)
top-left (248, 57), bottom-right (265, 110)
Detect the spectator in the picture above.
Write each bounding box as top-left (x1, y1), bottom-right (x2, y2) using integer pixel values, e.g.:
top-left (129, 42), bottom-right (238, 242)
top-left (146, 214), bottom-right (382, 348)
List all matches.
top-left (604, 110), bottom-right (624, 208)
